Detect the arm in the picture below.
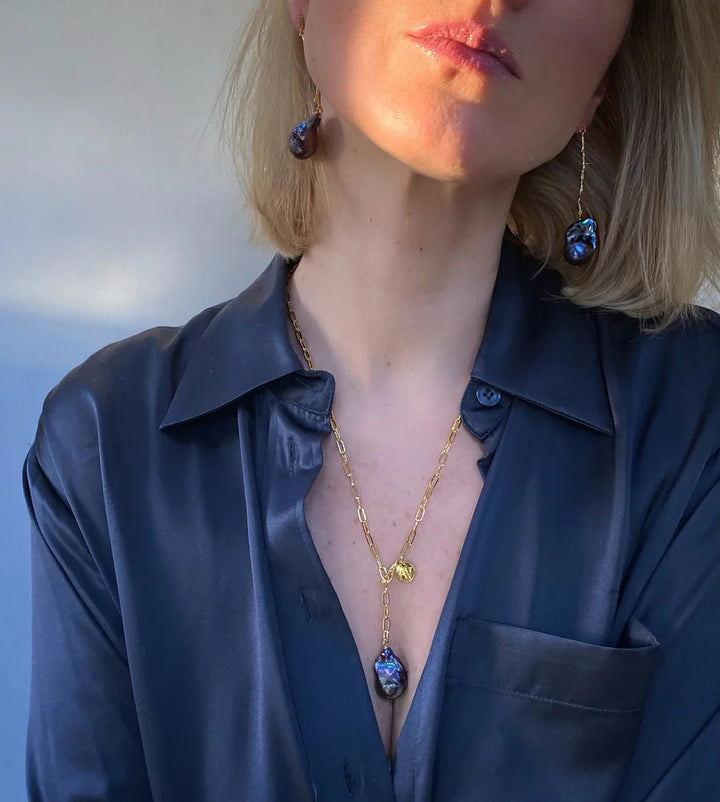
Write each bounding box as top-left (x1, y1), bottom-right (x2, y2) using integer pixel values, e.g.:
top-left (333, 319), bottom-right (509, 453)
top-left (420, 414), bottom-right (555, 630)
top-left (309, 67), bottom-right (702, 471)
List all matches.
top-left (23, 420), bottom-right (153, 801)
top-left (616, 448), bottom-right (719, 802)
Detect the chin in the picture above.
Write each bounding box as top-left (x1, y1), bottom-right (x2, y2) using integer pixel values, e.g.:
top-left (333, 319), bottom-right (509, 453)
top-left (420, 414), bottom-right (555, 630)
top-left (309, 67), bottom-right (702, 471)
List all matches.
top-left (333, 103), bottom-right (521, 184)
top-left (363, 104), bottom-right (515, 182)
top-left (383, 135), bottom-right (511, 184)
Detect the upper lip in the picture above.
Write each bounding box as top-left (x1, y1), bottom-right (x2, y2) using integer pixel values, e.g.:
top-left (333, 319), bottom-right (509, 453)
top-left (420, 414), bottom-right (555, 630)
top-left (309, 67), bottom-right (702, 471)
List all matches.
top-left (409, 21), bottom-right (521, 78)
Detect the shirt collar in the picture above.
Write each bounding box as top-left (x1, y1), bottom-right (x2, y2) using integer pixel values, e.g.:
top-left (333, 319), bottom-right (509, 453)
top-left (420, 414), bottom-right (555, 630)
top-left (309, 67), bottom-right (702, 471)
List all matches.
top-left (470, 236), bottom-right (614, 435)
top-left (159, 236), bottom-right (613, 435)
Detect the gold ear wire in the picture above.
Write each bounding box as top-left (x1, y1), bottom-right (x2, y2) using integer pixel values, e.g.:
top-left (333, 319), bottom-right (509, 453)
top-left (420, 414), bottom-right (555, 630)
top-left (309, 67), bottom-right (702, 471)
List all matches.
top-left (288, 14), bottom-right (322, 159)
top-left (577, 127), bottom-right (587, 221)
top-left (295, 15), bottom-right (322, 116)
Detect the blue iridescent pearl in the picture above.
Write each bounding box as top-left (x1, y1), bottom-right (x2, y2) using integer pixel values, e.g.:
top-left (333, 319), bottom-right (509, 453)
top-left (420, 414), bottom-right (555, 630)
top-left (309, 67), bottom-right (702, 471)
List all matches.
top-left (564, 217), bottom-right (598, 266)
top-left (288, 112), bottom-right (321, 159)
top-left (374, 647), bottom-right (408, 700)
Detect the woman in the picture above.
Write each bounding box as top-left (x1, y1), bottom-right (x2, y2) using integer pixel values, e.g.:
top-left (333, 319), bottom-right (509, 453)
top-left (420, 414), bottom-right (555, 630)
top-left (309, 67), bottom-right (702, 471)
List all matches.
top-left (23, 0), bottom-right (719, 800)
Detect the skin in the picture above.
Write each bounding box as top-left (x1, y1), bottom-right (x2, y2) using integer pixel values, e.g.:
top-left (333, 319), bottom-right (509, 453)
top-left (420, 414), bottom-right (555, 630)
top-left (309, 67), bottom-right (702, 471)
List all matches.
top-left (284, 0), bottom-right (634, 758)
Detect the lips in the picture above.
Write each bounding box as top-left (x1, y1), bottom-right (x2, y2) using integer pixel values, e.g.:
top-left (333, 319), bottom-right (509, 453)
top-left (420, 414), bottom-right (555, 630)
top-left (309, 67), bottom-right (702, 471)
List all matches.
top-left (409, 22), bottom-right (521, 79)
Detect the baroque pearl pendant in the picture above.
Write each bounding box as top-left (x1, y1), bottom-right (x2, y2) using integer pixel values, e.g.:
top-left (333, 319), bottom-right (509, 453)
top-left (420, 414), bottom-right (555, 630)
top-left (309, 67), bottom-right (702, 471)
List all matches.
top-left (374, 647), bottom-right (408, 700)
top-left (288, 112), bottom-right (321, 159)
top-left (564, 217), bottom-right (598, 266)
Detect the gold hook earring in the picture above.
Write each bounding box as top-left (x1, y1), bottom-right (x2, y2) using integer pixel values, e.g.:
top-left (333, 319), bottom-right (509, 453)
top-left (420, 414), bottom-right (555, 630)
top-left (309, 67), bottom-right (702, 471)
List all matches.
top-left (563, 126), bottom-right (598, 266)
top-left (288, 15), bottom-right (323, 160)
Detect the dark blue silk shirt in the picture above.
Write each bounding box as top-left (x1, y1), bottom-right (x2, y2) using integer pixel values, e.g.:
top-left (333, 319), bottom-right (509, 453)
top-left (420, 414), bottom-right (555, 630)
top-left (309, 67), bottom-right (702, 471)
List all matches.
top-left (23, 236), bottom-right (719, 801)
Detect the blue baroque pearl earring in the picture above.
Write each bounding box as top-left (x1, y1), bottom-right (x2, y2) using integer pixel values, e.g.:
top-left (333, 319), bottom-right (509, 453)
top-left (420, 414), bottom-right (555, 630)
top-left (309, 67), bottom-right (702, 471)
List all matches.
top-left (288, 16), bottom-right (323, 160)
top-left (564, 126), bottom-right (598, 266)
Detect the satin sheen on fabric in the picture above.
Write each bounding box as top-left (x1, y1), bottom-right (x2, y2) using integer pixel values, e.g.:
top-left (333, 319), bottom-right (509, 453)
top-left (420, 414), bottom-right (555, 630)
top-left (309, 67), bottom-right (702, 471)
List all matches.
top-left (23, 235), bottom-right (719, 801)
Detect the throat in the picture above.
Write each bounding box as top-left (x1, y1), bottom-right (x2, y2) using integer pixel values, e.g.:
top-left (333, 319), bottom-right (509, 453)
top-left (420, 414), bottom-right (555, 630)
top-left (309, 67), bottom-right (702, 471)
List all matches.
top-left (287, 259), bottom-right (494, 393)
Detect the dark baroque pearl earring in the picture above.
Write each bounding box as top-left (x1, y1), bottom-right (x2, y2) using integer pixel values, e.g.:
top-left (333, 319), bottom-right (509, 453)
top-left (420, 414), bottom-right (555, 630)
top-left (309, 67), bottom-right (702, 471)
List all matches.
top-left (564, 126), bottom-right (598, 266)
top-left (288, 16), bottom-right (323, 160)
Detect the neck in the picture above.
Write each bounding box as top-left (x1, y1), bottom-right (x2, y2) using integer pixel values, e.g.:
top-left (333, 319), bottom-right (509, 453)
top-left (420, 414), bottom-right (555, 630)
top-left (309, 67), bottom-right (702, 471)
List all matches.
top-left (289, 125), bottom-right (518, 401)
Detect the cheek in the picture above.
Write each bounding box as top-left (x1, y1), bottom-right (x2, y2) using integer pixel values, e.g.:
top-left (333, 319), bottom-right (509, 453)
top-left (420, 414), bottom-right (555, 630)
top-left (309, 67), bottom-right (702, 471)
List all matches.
top-left (480, 3), bottom-right (632, 168)
top-left (304, 0), bottom-right (393, 111)
top-left (526, 3), bottom-right (632, 126)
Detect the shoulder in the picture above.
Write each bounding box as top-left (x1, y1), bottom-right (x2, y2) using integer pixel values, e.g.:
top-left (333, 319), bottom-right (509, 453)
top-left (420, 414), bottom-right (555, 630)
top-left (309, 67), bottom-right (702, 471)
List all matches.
top-left (30, 252), bottom-right (292, 487)
top-left (509, 241), bottom-right (719, 424)
top-left (593, 301), bottom-right (720, 370)
top-left (592, 303), bottom-right (720, 413)
top-left (32, 297), bottom-right (233, 475)
top-left (590, 303), bottom-right (719, 509)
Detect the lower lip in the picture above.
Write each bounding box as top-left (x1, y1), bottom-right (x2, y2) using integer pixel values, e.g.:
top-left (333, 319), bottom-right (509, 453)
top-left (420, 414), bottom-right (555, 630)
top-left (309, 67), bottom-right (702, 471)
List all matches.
top-left (411, 37), bottom-right (515, 79)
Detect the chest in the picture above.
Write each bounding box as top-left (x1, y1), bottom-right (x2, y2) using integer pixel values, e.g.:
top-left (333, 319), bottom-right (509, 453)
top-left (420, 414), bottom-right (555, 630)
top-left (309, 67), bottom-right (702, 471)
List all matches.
top-left (303, 425), bottom-right (485, 757)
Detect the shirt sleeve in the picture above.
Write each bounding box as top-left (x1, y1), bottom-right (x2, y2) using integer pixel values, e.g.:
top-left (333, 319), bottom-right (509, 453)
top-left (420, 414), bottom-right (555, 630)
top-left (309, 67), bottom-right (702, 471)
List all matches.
top-left (22, 423), bottom-right (154, 801)
top-left (616, 447), bottom-right (719, 802)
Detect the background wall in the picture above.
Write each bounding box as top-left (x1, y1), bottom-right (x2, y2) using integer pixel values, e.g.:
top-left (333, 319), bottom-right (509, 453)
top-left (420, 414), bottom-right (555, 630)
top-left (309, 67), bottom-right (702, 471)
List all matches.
top-left (1, 2), bottom-right (266, 798)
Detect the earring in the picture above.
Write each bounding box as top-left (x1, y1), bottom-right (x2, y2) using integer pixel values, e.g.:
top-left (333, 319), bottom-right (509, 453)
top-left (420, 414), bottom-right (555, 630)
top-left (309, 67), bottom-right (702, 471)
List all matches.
top-left (564, 126), bottom-right (598, 266)
top-left (288, 16), bottom-right (323, 160)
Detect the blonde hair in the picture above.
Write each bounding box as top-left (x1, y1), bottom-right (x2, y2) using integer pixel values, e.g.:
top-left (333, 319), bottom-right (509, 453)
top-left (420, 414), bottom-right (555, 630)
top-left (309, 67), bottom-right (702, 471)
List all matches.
top-left (219, 0), bottom-right (720, 327)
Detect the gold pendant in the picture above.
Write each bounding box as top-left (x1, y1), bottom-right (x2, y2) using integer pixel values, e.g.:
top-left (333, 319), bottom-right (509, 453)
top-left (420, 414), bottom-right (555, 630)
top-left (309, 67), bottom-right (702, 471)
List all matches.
top-left (395, 560), bottom-right (416, 583)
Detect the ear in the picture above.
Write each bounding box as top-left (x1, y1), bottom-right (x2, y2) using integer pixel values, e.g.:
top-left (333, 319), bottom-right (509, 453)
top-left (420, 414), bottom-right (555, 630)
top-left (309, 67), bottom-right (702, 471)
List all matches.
top-left (287, 0), bottom-right (310, 30)
top-left (577, 73), bottom-right (609, 132)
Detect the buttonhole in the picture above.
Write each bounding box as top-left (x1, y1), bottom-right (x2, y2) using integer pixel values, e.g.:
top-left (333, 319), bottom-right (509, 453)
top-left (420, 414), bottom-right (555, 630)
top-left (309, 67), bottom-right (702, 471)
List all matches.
top-left (288, 436), bottom-right (296, 474)
top-left (300, 589), bottom-right (316, 621)
top-left (342, 763), bottom-right (356, 796)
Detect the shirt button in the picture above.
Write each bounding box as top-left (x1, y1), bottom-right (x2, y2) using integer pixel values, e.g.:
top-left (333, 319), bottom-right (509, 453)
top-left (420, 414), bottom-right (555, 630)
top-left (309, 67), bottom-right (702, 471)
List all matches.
top-left (475, 384), bottom-right (502, 407)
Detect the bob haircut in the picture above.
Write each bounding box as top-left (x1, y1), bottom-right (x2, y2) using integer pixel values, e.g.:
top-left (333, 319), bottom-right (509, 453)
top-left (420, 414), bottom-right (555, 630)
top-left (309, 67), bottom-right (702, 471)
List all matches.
top-left (219, 0), bottom-right (720, 327)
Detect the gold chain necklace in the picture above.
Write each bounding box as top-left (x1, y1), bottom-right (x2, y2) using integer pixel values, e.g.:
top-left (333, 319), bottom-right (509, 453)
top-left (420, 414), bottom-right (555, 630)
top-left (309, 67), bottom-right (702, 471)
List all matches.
top-left (286, 271), bottom-right (462, 700)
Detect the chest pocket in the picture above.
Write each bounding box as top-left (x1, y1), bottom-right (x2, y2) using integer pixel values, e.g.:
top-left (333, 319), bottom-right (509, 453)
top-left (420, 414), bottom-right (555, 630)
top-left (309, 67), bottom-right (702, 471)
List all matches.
top-left (433, 616), bottom-right (658, 802)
